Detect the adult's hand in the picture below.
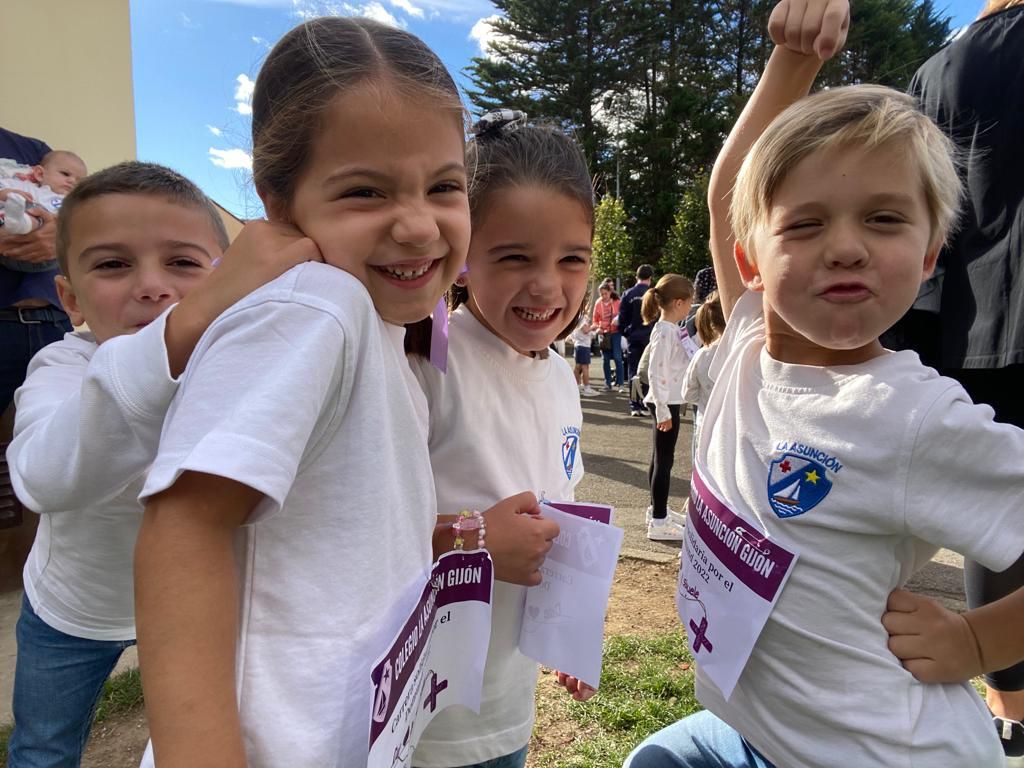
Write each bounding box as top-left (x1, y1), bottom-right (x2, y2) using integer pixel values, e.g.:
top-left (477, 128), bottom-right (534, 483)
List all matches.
top-left (0, 207), bottom-right (57, 264)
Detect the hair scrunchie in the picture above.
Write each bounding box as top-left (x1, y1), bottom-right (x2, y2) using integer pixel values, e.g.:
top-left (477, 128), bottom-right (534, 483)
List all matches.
top-left (471, 109), bottom-right (528, 140)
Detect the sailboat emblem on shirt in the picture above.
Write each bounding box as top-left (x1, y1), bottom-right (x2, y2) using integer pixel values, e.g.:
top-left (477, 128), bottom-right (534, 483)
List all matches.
top-left (561, 429), bottom-right (580, 480)
top-left (767, 453), bottom-right (832, 518)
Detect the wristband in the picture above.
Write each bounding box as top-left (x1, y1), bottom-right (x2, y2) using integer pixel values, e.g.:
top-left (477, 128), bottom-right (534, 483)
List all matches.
top-left (452, 509), bottom-right (486, 551)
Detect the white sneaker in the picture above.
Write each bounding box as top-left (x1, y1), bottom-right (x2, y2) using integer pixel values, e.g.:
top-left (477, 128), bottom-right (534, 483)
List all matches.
top-left (581, 385), bottom-right (599, 396)
top-left (646, 506), bottom-right (685, 526)
top-left (648, 517), bottom-right (685, 542)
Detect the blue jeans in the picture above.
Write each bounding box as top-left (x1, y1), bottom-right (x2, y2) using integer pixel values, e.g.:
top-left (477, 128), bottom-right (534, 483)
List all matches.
top-left (9, 594), bottom-right (135, 768)
top-left (445, 745), bottom-right (528, 768)
top-left (602, 331), bottom-right (623, 387)
top-left (0, 308), bottom-right (71, 414)
top-left (624, 711), bottom-right (775, 768)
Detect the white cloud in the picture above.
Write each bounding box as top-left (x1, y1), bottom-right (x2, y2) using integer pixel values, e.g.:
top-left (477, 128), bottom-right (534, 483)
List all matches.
top-left (388, 0), bottom-right (424, 18)
top-left (359, 2), bottom-right (403, 27)
top-left (234, 74), bottom-right (255, 116)
top-left (469, 15), bottom-right (502, 58)
top-left (251, 35), bottom-right (269, 46)
top-left (207, 124), bottom-right (223, 136)
top-left (179, 12), bottom-right (199, 27)
top-left (209, 147), bottom-right (253, 170)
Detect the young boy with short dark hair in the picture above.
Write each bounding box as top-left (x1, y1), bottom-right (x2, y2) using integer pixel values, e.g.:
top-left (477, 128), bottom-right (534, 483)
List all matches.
top-left (5, 161), bottom-right (318, 766)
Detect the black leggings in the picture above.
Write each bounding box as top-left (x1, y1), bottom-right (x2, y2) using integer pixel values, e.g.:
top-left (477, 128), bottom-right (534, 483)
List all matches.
top-left (648, 403), bottom-right (681, 519)
top-left (950, 365), bottom-right (1024, 691)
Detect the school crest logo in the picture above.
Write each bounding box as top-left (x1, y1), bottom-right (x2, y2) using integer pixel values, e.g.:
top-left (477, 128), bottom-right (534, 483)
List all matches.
top-left (767, 452), bottom-right (833, 518)
top-left (561, 426), bottom-right (581, 480)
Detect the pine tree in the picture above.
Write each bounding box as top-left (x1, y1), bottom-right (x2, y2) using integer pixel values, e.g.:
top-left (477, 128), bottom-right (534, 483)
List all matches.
top-left (591, 196), bottom-right (634, 285)
top-left (661, 174), bottom-right (711, 280)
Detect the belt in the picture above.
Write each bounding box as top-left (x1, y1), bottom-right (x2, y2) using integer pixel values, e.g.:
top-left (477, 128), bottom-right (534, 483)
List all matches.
top-left (0, 306), bottom-right (68, 324)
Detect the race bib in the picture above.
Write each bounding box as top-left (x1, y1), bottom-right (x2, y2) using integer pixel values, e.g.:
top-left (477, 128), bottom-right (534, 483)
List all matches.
top-left (676, 463), bottom-right (798, 699)
top-left (679, 327), bottom-right (699, 359)
top-left (368, 551), bottom-right (493, 767)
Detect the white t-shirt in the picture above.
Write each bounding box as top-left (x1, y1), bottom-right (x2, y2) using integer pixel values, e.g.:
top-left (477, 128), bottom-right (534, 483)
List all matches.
top-left (570, 322), bottom-right (593, 348)
top-left (681, 341), bottom-right (717, 440)
top-left (10, 314), bottom-right (179, 641)
top-left (694, 290), bottom-right (1024, 768)
top-left (409, 306), bottom-right (584, 766)
top-left (642, 319), bottom-right (691, 421)
top-left (140, 264), bottom-right (436, 767)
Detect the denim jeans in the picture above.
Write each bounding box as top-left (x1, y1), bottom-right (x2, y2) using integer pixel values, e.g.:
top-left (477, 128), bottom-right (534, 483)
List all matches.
top-left (624, 711), bottom-right (775, 768)
top-left (602, 331), bottom-right (624, 386)
top-left (9, 594), bottom-right (135, 768)
top-left (0, 309), bottom-right (72, 414)
top-left (446, 745), bottom-right (528, 768)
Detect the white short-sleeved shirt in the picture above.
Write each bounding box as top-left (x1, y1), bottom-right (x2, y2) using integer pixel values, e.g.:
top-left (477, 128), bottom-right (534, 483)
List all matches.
top-left (694, 291), bottom-right (1024, 768)
top-left (10, 315), bottom-right (179, 641)
top-left (409, 306), bottom-right (584, 766)
top-left (140, 264), bottom-right (436, 767)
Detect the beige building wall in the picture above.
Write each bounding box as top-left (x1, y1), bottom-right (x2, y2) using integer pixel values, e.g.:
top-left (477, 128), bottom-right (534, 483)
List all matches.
top-left (0, 0), bottom-right (136, 173)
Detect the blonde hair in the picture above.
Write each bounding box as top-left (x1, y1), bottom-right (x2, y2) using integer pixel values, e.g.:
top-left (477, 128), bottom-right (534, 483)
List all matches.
top-left (641, 274), bottom-right (694, 325)
top-left (695, 291), bottom-right (725, 345)
top-left (981, 0), bottom-right (1024, 17)
top-left (730, 85), bottom-right (962, 258)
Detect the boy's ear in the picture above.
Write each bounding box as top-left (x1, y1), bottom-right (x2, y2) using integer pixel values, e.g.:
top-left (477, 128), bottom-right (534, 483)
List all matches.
top-left (921, 240), bottom-right (942, 281)
top-left (734, 241), bottom-right (764, 292)
top-left (54, 275), bottom-right (86, 328)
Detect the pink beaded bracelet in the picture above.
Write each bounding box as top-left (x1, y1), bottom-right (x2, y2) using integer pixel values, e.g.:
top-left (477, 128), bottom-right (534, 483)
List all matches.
top-left (452, 509), bottom-right (486, 551)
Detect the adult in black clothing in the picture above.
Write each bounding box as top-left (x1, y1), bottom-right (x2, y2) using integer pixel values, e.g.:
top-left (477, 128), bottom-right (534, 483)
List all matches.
top-left (909, 1), bottom-right (1024, 754)
top-left (0, 127), bottom-right (72, 414)
top-left (618, 264), bottom-right (654, 416)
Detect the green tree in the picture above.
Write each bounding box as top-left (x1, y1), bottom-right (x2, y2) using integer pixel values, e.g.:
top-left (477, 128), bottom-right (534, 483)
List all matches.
top-left (592, 196), bottom-right (634, 284)
top-left (661, 174), bottom-right (711, 280)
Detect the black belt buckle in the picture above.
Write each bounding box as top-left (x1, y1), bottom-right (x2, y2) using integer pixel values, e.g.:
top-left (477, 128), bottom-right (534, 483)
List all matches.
top-left (17, 308), bottom-right (43, 324)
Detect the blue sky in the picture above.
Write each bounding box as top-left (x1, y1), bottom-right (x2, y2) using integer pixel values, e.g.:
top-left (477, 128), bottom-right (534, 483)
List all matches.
top-left (130, 0), bottom-right (985, 219)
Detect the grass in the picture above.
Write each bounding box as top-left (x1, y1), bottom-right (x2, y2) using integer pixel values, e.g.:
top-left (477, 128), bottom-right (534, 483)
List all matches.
top-left (532, 632), bottom-right (701, 767)
top-left (0, 667), bottom-right (143, 763)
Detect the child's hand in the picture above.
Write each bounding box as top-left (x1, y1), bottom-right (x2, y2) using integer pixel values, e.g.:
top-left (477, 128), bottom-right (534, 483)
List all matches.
top-left (555, 671), bottom-right (597, 702)
top-left (882, 588), bottom-right (983, 683)
top-left (166, 220), bottom-right (322, 376)
top-left (202, 220), bottom-right (322, 310)
top-left (481, 491), bottom-right (559, 587)
top-left (768, 0), bottom-right (850, 61)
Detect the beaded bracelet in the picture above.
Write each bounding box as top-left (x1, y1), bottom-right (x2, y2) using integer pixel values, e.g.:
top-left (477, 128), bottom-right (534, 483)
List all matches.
top-left (452, 509), bottom-right (486, 551)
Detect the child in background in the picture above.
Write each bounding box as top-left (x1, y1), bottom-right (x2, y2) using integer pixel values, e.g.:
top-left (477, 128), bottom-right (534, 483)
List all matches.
top-left (0, 150), bottom-right (87, 271)
top-left (133, 19), bottom-right (533, 767)
top-left (641, 274), bottom-right (693, 542)
top-left (6, 161), bottom-right (316, 767)
top-left (570, 308), bottom-right (598, 396)
top-left (627, 1), bottom-right (1024, 766)
top-left (681, 291), bottom-right (725, 444)
top-left (409, 114), bottom-right (594, 768)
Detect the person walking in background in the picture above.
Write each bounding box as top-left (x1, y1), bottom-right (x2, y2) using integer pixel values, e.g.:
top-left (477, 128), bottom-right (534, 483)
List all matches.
top-left (593, 280), bottom-right (623, 390)
top-left (619, 264), bottom-right (655, 416)
top-left (903, 1), bottom-right (1024, 758)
